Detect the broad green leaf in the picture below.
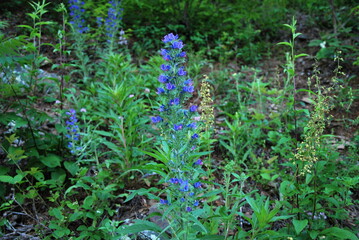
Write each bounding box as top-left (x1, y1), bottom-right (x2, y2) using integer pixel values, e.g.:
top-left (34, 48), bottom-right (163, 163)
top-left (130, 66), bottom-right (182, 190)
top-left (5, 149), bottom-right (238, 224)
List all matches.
top-left (0, 175), bottom-right (14, 184)
top-left (293, 219), bottom-right (308, 235)
top-left (82, 196), bottom-right (95, 210)
top-left (64, 161), bottom-right (79, 176)
top-left (50, 208), bottom-right (64, 221)
top-left (198, 235), bottom-right (225, 240)
top-left (121, 219), bottom-right (165, 237)
top-left (39, 154), bottom-right (61, 168)
top-left (321, 227), bottom-right (358, 240)
top-left (13, 174), bottom-right (23, 183)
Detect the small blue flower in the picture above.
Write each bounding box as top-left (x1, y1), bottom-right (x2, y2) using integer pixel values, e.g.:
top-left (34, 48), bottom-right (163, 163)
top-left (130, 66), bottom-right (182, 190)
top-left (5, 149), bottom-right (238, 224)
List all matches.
top-left (158, 74), bottom-right (169, 83)
top-left (184, 79), bottom-right (193, 86)
top-left (193, 200), bottom-right (199, 206)
top-left (173, 124), bottom-right (183, 131)
top-left (160, 49), bottom-right (171, 61)
top-left (160, 199), bottom-right (169, 205)
top-left (166, 83), bottom-right (176, 90)
top-left (170, 98), bottom-right (180, 105)
top-left (178, 67), bottom-right (187, 76)
top-left (191, 133), bottom-right (199, 139)
top-left (194, 182), bottom-right (202, 188)
top-left (179, 179), bottom-right (189, 191)
top-left (162, 33), bottom-right (178, 43)
top-left (151, 116), bottom-right (163, 123)
top-left (189, 105), bottom-right (198, 112)
top-left (159, 105), bottom-right (166, 112)
top-left (170, 178), bottom-right (179, 184)
top-left (183, 85), bottom-right (194, 93)
top-left (178, 51), bottom-right (186, 58)
top-left (172, 40), bottom-right (184, 49)
top-left (96, 17), bottom-right (103, 27)
top-left (160, 64), bottom-right (171, 71)
top-left (186, 206), bottom-right (192, 212)
top-left (194, 159), bottom-right (203, 165)
top-left (187, 122), bottom-right (196, 129)
top-left (157, 87), bottom-right (165, 94)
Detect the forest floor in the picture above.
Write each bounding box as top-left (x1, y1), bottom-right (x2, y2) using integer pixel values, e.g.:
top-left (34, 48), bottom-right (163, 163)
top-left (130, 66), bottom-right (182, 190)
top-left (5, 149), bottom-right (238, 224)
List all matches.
top-left (1, 5), bottom-right (358, 240)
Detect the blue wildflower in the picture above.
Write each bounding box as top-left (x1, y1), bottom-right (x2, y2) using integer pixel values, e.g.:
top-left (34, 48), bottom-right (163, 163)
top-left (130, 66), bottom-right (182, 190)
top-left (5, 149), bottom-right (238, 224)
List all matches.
top-left (193, 200), bottom-right (199, 206)
top-left (170, 98), bottom-right (180, 105)
top-left (189, 105), bottom-right (198, 112)
top-left (194, 182), bottom-right (202, 188)
top-left (96, 17), bottom-right (103, 27)
top-left (158, 74), bottom-right (169, 83)
top-left (162, 33), bottom-right (178, 43)
top-left (160, 199), bottom-right (169, 205)
top-left (166, 83), bottom-right (176, 90)
top-left (157, 87), bottom-right (165, 94)
top-left (160, 49), bottom-right (171, 61)
top-left (178, 67), bottom-right (187, 76)
top-left (172, 40), bottom-right (184, 49)
top-left (159, 105), bottom-right (166, 112)
top-left (179, 179), bottom-right (189, 192)
top-left (68, 0), bottom-right (88, 34)
top-left (105, 0), bottom-right (123, 40)
top-left (161, 64), bottom-right (171, 71)
top-left (178, 51), bottom-right (186, 57)
top-left (187, 122), bottom-right (196, 129)
top-left (151, 116), bottom-right (163, 123)
top-left (184, 79), bottom-right (193, 86)
top-left (173, 124), bottom-right (183, 131)
top-left (194, 159), bottom-right (203, 165)
top-left (183, 85), bottom-right (194, 93)
top-left (170, 178), bottom-right (179, 184)
top-left (65, 109), bottom-right (81, 154)
top-left (186, 206), bottom-right (192, 212)
top-left (191, 133), bottom-right (199, 139)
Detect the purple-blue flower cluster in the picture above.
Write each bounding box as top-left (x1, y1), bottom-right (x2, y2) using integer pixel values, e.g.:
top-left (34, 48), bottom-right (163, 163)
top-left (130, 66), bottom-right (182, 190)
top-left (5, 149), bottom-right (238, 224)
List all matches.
top-left (65, 109), bottom-right (81, 154)
top-left (68, 0), bottom-right (89, 34)
top-left (153, 33), bottom-right (204, 213)
top-left (151, 33), bottom-right (198, 133)
top-left (105, 1), bottom-right (123, 37)
top-left (160, 159), bottom-right (204, 211)
top-left (96, 1), bottom-right (127, 47)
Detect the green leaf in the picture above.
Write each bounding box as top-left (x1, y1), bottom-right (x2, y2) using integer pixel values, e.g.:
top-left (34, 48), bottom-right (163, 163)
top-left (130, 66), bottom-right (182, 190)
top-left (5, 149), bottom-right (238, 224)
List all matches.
top-left (82, 195), bottom-right (95, 210)
top-left (277, 42), bottom-right (292, 47)
top-left (0, 166), bottom-right (9, 175)
top-left (64, 161), bottom-right (79, 176)
top-left (39, 154), bottom-right (61, 168)
top-left (13, 174), bottom-right (23, 183)
top-left (49, 208), bottom-right (64, 221)
top-left (245, 196), bottom-right (260, 213)
top-left (294, 53), bottom-right (308, 59)
top-left (0, 175), bottom-right (14, 184)
top-left (198, 235), bottom-right (225, 240)
top-left (309, 230), bottom-right (319, 239)
top-left (321, 227), bottom-right (358, 240)
top-left (293, 219), bottom-right (308, 235)
top-left (121, 219), bottom-right (166, 237)
top-left (69, 211), bottom-right (83, 222)
top-left (95, 130), bottom-right (115, 137)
